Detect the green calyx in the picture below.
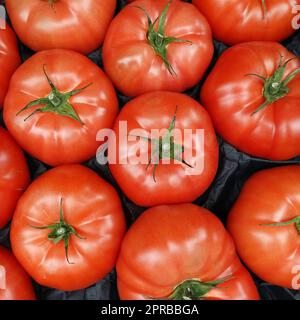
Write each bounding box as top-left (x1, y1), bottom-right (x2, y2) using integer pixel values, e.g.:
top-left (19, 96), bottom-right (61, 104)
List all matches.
top-left (261, 216), bottom-right (300, 235)
top-left (130, 106), bottom-right (192, 182)
top-left (247, 54), bottom-right (300, 115)
top-left (133, 0), bottom-right (192, 75)
top-left (16, 65), bottom-right (92, 124)
top-left (31, 198), bottom-right (85, 264)
top-left (42, 0), bottom-right (57, 11)
top-left (153, 276), bottom-right (232, 300)
top-left (261, 0), bottom-right (267, 18)
top-left (45, 0), bottom-right (57, 5)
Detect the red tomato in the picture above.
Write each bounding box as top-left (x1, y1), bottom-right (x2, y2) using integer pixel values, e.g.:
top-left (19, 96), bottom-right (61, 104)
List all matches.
top-left (10, 164), bottom-right (126, 291)
top-left (4, 49), bottom-right (118, 167)
top-left (108, 91), bottom-right (219, 207)
top-left (0, 21), bottom-right (20, 108)
top-left (117, 204), bottom-right (260, 300)
top-left (0, 245), bottom-right (36, 300)
top-left (103, 0), bottom-right (213, 97)
top-left (6, 0), bottom-right (116, 54)
top-left (228, 166), bottom-right (300, 290)
top-left (0, 127), bottom-right (30, 229)
top-left (192, 0), bottom-right (299, 45)
top-left (201, 42), bottom-right (300, 160)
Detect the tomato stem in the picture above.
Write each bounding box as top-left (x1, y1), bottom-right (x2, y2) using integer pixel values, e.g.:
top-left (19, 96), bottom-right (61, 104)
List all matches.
top-left (261, 0), bottom-right (267, 19)
top-left (16, 65), bottom-right (92, 124)
top-left (247, 54), bottom-right (300, 115)
top-left (261, 216), bottom-right (300, 234)
top-left (150, 275), bottom-right (232, 300)
top-left (129, 106), bottom-right (192, 182)
top-left (132, 0), bottom-right (192, 76)
top-left (30, 198), bottom-right (86, 264)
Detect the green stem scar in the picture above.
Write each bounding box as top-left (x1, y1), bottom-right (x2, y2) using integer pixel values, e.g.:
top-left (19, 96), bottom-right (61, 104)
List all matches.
top-left (31, 198), bottom-right (85, 264)
top-left (130, 106), bottom-right (192, 182)
top-left (16, 65), bottom-right (92, 124)
top-left (151, 275), bottom-right (232, 300)
top-left (133, 0), bottom-right (192, 75)
top-left (247, 54), bottom-right (300, 115)
top-left (261, 216), bottom-right (300, 234)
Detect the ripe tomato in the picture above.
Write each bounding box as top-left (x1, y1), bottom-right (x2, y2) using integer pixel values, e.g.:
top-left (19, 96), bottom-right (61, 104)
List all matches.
top-left (4, 49), bottom-right (118, 167)
top-left (192, 0), bottom-right (299, 45)
top-left (6, 0), bottom-right (116, 54)
top-left (108, 91), bottom-right (219, 207)
top-left (0, 21), bottom-right (20, 108)
top-left (103, 0), bottom-right (213, 97)
top-left (201, 42), bottom-right (300, 160)
top-left (0, 245), bottom-right (36, 300)
top-left (10, 165), bottom-right (126, 291)
top-left (117, 204), bottom-right (260, 300)
top-left (228, 166), bottom-right (300, 290)
top-left (0, 127), bottom-right (30, 229)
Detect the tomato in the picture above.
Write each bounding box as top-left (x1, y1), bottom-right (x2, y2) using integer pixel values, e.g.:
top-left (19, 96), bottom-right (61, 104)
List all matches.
top-left (6, 0), bottom-right (116, 54)
top-left (228, 166), bottom-right (300, 290)
top-left (192, 0), bottom-right (299, 45)
top-left (0, 21), bottom-right (20, 108)
top-left (201, 42), bottom-right (300, 160)
top-left (108, 91), bottom-right (219, 207)
top-left (0, 245), bottom-right (36, 300)
top-left (117, 204), bottom-right (260, 300)
top-left (0, 127), bottom-right (30, 229)
top-left (10, 164), bottom-right (126, 291)
top-left (103, 0), bottom-right (213, 97)
top-left (4, 49), bottom-right (118, 167)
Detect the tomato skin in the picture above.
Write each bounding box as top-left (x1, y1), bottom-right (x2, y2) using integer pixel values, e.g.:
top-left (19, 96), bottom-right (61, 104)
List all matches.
top-left (4, 49), bottom-right (118, 167)
top-left (228, 166), bottom-right (300, 289)
top-left (10, 164), bottom-right (126, 291)
top-left (6, 0), bottom-right (116, 54)
top-left (117, 204), bottom-right (259, 300)
top-left (0, 21), bottom-right (20, 108)
top-left (103, 0), bottom-right (213, 97)
top-left (192, 0), bottom-right (298, 45)
top-left (201, 42), bottom-right (300, 160)
top-left (0, 246), bottom-right (36, 300)
top-left (0, 127), bottom-right (30, 229)
top-left (109, 91), bottom-right (219, 207)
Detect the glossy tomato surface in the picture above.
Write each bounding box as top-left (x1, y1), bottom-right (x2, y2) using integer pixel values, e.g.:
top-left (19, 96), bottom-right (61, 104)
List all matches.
top-left (10, 165), bottom-right (126, 291)
top-left (109, 91), bottom-right (219, 207)
top-left (4, 49), bottom-right (118, 166)
top-left (193, 0), bottom-right (299, 45)
top-left (201, 42), bottom-right (300, 160)
top-left (0, 245), bottom-right (36, 300)
top-left (103, 0), bottom-right (213, 97)
top-left (0, 21), bottom-right (20, 108)
top-left (117, 204), bottom-right (260, 300)
top-left (0, 127), bottom-right (30, 229)
top-left (228, 166), bottom-right (300, 289)
top-left (6, 0), bottom-right (116, 54)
